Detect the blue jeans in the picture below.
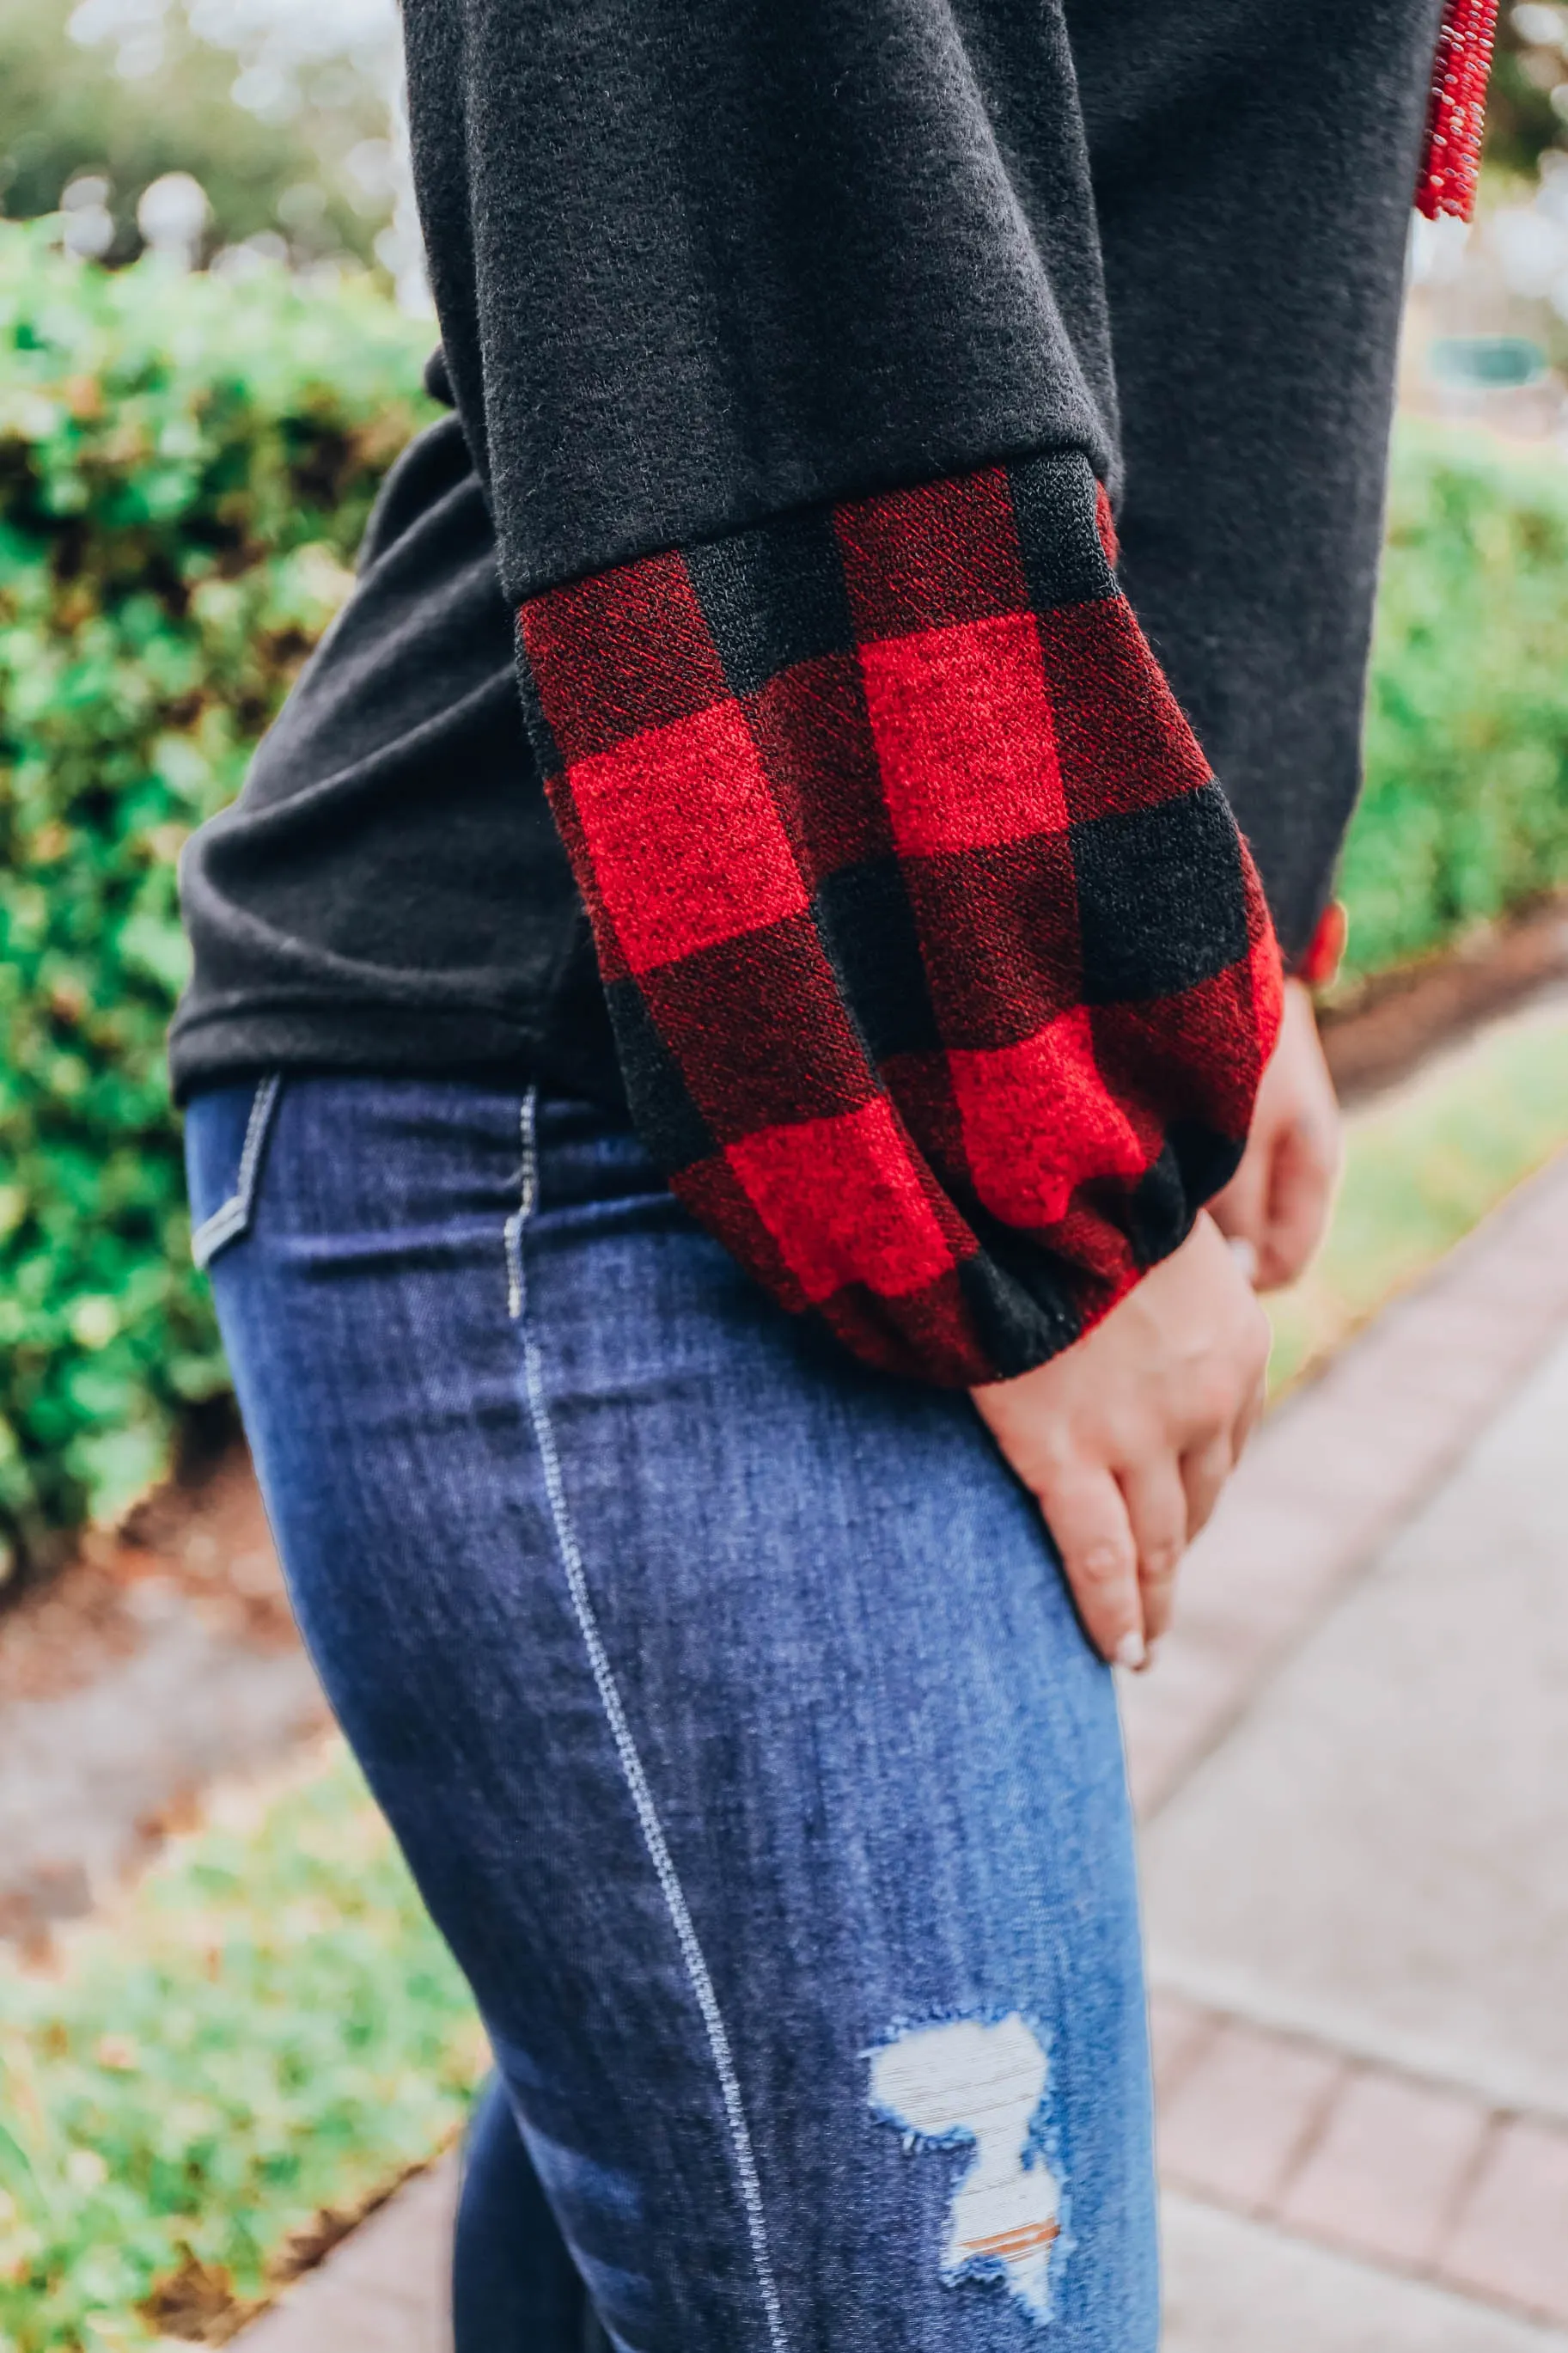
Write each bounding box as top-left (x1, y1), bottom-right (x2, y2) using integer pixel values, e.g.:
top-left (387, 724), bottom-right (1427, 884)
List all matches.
top-left (185, 1077), bottom-right (1156, 2351)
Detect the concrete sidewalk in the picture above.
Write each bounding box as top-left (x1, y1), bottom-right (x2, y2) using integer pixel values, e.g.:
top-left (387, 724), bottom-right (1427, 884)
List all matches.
top-left (238, 1148), bottom-right (1568, 2351)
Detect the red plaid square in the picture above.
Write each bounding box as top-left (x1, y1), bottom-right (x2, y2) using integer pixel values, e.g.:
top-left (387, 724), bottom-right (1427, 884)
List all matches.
top-left (835, 467), bottom-right (1028, 638)
top-left (564, 700), bottom-right (808, 972)
top-left (877, 1047), bottom-right (967, 1178)
top-left (949, 1011), bottom-right (1153, 1229)
top-left (639, 915), bottom-right (876, 1135)
top-left (1042, 1201), bottom-right (1142, 1316)
top-left (818, 1268), bottom-right (997, 1387)
top-left (1092, 921), bottom-right (1284, 1140)
top-left (522, 553), bottom-right (728, 760)
top-left (860, 614), bottom-right (1067, 856)
top-left (1035, 600), bottom-right (1210, 822)
top-left (726, 1098), bottom-right (964, 1305)
top-left (742, 655), bottom-right (890, 884)
top-left (903, 834), bottom-right (1081, 1048)
top-left (669, 1154), bottom-right (814, 1316)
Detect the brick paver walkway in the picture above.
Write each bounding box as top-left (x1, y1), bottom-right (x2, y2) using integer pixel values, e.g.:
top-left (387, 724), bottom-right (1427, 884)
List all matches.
top-left (235, 1148), bottom-right (1568, 2350)
top-left (1155, 1992), bottom-right (1568, 2327)
top-left (1119, 1146), bottom-right (1568, 1818)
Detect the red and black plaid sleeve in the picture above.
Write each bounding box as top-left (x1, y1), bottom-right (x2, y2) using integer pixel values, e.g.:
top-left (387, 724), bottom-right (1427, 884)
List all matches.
top-left (516, 450), bottom-right (1282, 1386)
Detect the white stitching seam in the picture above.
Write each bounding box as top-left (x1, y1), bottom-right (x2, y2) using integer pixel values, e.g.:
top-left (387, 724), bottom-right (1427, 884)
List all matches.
top-left (190, 1073), bottom-right (284, 1269)
top-left (502, 1112), bottom-right (534, 1320)
top-left (507, 1087), bottom-right (790, 2353)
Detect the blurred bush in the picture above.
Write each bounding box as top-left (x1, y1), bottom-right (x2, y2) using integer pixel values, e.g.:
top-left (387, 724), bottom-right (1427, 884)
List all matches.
top-left (1, 0), bottom-right (410, 283)
top-left (1485, 3), bottom-right (1568, 184)
top-left (0, 222), bottom-right (432, 1574)
top-left (1, 229), bottom-right (1566, 1574)
top-left (1347, 419), bottom-right (1568, 979)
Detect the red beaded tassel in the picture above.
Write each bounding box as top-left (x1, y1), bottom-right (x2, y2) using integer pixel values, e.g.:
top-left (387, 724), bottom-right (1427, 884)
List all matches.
top-left (1416, 0), bottom-right (1499, 221)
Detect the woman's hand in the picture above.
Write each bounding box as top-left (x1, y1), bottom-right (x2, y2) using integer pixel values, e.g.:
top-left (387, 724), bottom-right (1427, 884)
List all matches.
top-left (1209, 977), bottom-right (1342, 1292)
top-left (969, 1213), bottom-right (1270, 1667)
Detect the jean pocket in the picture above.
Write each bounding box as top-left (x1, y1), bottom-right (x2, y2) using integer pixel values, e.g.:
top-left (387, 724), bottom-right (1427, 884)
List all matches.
top-left (186, 1074), bottom-right (284, 1270)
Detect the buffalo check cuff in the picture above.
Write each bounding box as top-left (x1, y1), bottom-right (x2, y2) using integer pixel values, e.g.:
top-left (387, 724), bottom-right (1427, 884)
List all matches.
top-left (517, 451), bottom-right (1283, 1385)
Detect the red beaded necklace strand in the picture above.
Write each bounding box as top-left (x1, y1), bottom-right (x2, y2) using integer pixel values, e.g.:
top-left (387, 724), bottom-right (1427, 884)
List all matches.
top-left (1417, 0), bottom-right (1500, 221)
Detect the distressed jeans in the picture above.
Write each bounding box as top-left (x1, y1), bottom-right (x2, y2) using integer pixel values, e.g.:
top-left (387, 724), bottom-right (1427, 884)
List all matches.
top-left (185, 1076), bottom-right (1157, 2351)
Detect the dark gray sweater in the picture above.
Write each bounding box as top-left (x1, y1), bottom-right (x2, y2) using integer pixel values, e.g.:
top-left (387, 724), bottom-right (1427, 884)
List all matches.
top-left (174, 0), bottom-right (1440, 1110)
top-left (175, 0), bottom-right (1458, 1379)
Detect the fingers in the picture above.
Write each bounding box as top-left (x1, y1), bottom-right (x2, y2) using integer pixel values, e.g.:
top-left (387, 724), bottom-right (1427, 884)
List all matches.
top-left (1177, 1356), bottom-right (1266, 1551)
top-left (1256, 1117), bottom-right (1337, 1290)
top-left (1118, 1456), bottom-right (1190, 1645)
top-left (1211, 975), bottom-right (1342, 1291)
top-left (1179, 1431), bottom-right (1233, 1543)
top-left (970, 1209), bottom-right (1278, 1676)
top-left (1232, 1365), bottom-right (1268, 1465)
top-left (1036, 1464), bottom-right (1146, 1669)
top-left (1226, 1234), bottom-right (1260, 1287)
top-left (1208, 1151), bottom-right (1266, 1260)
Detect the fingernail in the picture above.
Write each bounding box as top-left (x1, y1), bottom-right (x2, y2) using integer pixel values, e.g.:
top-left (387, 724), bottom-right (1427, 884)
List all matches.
top-left (1228, 1236), bottom-right (1260, 1287)
top-left (1114, 1630), bottom-right (1146, 1671)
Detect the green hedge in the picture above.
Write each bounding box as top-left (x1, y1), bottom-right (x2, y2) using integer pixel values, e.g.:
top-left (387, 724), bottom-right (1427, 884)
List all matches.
top-left (2, 222), bottom-right (1567, 1569)
top-left (1348, 419), bottom-right (1568, 979)
top-left (0, 223), bottom-right (433, 1572)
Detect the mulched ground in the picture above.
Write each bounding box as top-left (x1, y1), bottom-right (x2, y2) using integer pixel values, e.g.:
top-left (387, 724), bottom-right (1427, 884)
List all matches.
top-left (1321, 896), bottom-right (1568, 1102)
top-left (0, 1438), bottom-right (292, 1714)
top-left (0, 1442), bottom-right (320, 1954)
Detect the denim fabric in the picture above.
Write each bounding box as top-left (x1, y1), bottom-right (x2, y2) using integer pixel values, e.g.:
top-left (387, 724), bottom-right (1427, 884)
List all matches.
top-left (185, 1076), bottom-right (1156, 2351)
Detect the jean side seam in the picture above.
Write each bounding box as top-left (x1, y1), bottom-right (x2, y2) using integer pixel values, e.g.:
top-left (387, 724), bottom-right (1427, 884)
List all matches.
top-left (507, 1086), bottom-right (790, 2353)
top-left (503, 1098), bottom-right (534, 1321)
top-left (191, 1073), bottom-right (284, 1269)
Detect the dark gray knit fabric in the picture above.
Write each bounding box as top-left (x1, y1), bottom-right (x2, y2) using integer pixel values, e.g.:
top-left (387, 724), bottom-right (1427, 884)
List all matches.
top-left (171, 0), bottom-right (1442, 1105)
top-left (1069, 0), bottom-right (1443, 956)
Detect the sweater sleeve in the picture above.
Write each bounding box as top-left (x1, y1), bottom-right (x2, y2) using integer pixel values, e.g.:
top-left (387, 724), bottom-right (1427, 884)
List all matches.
top-left (516, 449), bottom-right (1282, 1385)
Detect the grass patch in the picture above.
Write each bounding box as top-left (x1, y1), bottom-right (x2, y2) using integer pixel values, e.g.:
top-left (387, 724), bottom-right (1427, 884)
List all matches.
top-left (1267, 1000), bottom-right (1568, 1391)
top-left (0, 1741), bottom-right (485, 2351)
